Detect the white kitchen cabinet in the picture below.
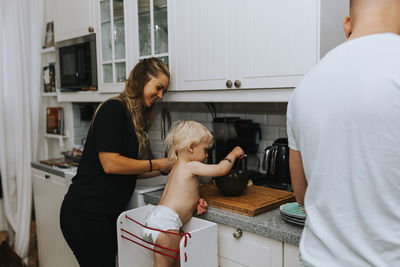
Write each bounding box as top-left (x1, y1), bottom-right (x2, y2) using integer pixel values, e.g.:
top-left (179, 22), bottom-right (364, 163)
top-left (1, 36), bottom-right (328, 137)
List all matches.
top-left (54, 0), bottom-right (96, 42)
top-left (218, 224), bottom-right (283, 267)
top-left (95, 0), bottom-right (127, 93)
top-left (169, 0), bottom-right (234, 91)
top-left (284, 243), bottom-right (301, 267)
top-left (94, 0), bottom-right (169, 94)
top-left (169, 0), bottom-right (349, 92)
top-left (125, 0), bottom-right (169, 71)
top-left (31, 168), bottom-right (79, 267)
top-left (135, 0), bottom-right (169, 62)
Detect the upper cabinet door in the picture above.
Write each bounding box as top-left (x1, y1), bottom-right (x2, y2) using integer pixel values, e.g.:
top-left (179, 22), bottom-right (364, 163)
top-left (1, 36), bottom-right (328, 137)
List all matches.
top-left (54, 0), bottom-right (96, 42)
top-left (235, 0), bottom-right (318, 89)
top-left (124, 0), bottom-right (169, 85)
top-left (137, 0), bottom-right (168, 59)
top-left (96, 0), bottom-right (127, 93)
top-left (169, 0), bottom-right (235, 91)
top-left (170, 0), bottom-right (320, 91)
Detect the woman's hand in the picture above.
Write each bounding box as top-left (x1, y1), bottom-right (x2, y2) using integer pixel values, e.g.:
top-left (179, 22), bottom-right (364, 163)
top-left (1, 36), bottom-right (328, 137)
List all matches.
top-left (153, 158), bottom-right (173, 174)
top-left (196, 198), bottom-right (208, 215)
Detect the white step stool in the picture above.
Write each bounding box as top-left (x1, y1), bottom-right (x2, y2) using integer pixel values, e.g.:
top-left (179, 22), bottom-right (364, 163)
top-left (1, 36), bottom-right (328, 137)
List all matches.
top-left (117, 205), bottom-right (218, 267)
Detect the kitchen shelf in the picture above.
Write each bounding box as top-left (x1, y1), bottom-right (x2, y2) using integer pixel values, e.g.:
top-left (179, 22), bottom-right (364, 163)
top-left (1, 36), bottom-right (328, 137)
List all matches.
top-left (44, 133), bottom-right (67, 139)
top-left (44, 133), bottom-right (68, 148)
top-left (57, 90), bottom-right (114, 102)
top-left (41, 47), bottom-right (56, 54)
top-left (41, 92), bottom-right (57, 97)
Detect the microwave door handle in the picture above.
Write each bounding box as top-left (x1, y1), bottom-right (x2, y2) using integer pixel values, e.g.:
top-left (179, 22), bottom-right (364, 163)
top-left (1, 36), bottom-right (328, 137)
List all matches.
top-left (75, 51), bottom-right (79, 80)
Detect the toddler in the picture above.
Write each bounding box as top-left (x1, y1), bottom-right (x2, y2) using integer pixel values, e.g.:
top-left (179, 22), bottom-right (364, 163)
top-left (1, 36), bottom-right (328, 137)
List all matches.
top-left (142, 120), bottom-right (244, 267)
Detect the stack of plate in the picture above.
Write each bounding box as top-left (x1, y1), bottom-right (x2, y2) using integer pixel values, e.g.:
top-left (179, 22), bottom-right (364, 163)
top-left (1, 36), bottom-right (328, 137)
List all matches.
top-left (280, 202), bottom-right (307, 226)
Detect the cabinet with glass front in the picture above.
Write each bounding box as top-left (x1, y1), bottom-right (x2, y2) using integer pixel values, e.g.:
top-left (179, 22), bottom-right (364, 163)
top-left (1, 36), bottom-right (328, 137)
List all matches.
top-left (137, 0), bottom-right (168, 65)
top-left (96, 0), bottom-right (127, 93)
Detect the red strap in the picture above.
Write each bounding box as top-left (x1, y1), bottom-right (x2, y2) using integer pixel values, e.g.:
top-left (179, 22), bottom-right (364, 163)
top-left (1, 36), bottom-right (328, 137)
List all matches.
top-left (124, 214), bottom-right (192, 246)
top-left (121, 228), bottom-right (179, 254)
top-left (121, 235), bottom-right (180, 260)
top-left (121, 214), bottom-right (193, 261)
top-left (125, 214), bottom-right (184, 236)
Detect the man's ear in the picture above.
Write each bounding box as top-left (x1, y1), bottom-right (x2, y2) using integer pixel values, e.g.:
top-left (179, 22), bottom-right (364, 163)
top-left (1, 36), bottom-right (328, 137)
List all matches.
top-left (343, 16), bottom-right (352, 39)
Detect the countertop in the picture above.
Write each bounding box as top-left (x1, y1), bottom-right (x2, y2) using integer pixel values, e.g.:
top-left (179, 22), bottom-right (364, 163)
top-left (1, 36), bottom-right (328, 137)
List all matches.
top-left (143, 189), bottom-right (303, 246)
top-left (31, 161), bottom-right (67, 177)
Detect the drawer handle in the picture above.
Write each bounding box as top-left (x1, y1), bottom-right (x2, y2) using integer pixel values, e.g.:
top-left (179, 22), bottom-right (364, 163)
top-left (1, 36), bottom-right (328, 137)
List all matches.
top-left (233, 228), bottom-right (242, 239)
top-left (226, 80), bottom-right (233, 88)
top-left (45, 174), bottom-right (50, 179)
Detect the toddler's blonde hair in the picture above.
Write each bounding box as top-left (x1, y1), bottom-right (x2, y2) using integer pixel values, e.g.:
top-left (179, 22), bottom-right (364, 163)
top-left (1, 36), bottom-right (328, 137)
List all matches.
top-left (165, 120), bottom-right (213, 163)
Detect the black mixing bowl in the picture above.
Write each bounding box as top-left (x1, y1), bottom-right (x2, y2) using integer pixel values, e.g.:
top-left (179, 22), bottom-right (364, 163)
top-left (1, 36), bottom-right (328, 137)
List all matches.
top-left (214, 170), bottom-right (250, 196)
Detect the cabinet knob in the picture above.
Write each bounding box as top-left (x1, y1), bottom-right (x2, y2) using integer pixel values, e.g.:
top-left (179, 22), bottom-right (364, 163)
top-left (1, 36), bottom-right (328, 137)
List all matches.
top-left (45, 174), bottom-right (50, 179)
top-left (233, 228), bottom-right (242, 239)
top-left (226, 80), bottom-right (233, 88)
top-left (234, 80), bottom-right (241, 88)
top-left (88, 26), bottom-right (94, 33)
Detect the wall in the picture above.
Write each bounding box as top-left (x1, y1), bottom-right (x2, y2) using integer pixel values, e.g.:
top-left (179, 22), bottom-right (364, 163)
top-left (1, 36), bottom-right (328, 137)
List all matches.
top-left (72, 103), bottom-right (95, 146)
top-left (149, 102), bottom-right (288, 172)
top-left (37, 0), bottom-right (73, 161)
top-left (69, 101), bottom-right (288, 172)
top-left (37, 97), bottom-right (74, 160)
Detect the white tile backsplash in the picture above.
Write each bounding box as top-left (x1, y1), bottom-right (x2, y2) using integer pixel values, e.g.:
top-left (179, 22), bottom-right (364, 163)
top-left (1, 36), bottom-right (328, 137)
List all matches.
top-left (188, 112), bottom-right (208, 122)
top-left (260, 125), bottom-right (279, 140)
top-left (278, 127), bottom-right (288, 138)
top-left (71, 102), bottom-right (288, 171)
top-left (72, 104), bottom-right (91, 145)
top-left (245, 113), bottom-right (268, 125)
top-left (267, 114), bottom-right (287, 127)
top-left (148, 102), bottom-right (288, 171)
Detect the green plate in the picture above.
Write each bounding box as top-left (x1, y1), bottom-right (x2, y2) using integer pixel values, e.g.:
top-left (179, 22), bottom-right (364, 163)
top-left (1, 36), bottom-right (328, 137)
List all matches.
top-left (280, 212), bottom-right (305, 226)
top-left (280, 202), bottom-right (307, 219)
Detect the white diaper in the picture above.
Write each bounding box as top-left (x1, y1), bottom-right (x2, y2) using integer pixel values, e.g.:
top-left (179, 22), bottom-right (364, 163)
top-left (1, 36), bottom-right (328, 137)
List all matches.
top-left (141, 205), bottom-right (183, 246)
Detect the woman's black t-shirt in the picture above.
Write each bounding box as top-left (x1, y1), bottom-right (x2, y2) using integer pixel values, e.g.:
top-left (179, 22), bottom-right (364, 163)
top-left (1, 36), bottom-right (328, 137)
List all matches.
top-left (64, 99), bottom-right (139, 216)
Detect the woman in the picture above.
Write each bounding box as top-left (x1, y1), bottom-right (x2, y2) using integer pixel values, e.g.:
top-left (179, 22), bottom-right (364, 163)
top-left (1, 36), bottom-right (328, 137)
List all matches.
top-left (60, 58), bottom-right (172, 267)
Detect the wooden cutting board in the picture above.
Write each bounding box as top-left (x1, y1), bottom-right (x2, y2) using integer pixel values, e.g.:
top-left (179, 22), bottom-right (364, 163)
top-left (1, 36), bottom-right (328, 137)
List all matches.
top-left (200, 184), bottom-right (295, 216)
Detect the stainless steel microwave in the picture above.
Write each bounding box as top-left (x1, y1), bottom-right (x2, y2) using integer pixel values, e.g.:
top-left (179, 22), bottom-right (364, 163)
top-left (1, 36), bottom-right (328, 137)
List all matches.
top-left (55, 34), bottom-right (97, 91)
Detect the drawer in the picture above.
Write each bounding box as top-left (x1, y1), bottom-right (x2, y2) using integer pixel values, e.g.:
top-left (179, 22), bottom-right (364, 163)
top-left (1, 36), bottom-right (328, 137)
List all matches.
top-left (217, 224), bottom-right (282, 267)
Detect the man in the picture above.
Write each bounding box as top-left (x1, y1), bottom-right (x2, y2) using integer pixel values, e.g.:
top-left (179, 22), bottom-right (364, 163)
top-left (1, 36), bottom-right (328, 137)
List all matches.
top-left (287, 0), bottom-right (400, 266)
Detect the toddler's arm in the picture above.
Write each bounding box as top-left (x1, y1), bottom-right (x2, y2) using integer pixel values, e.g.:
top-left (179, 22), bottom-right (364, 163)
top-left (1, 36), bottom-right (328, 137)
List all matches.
top-left (188, 146), bottom-right (244, 177)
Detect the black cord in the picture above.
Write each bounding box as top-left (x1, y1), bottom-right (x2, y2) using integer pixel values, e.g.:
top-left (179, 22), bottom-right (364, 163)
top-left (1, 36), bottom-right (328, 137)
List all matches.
top-left (206, 103), bottom-right (217, 119)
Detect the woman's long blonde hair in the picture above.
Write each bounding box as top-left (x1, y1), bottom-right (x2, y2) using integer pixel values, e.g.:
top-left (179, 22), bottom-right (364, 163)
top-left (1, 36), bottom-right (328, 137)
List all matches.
top-left (165, 121), bottom-right (213, 164)
top-left (94, 58), bottom-right (170, 159)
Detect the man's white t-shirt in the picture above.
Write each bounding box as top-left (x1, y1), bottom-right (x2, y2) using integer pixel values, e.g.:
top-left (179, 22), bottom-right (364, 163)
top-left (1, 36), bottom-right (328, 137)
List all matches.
top-left (287, 33), bottom-right (400, 267)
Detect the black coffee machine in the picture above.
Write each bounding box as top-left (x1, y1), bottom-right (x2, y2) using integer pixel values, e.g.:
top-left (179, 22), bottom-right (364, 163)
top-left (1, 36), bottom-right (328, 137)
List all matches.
top-left (211, 117), bottom-right (261, 163)
top-left (262, 138), bottom-right (291, 190)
